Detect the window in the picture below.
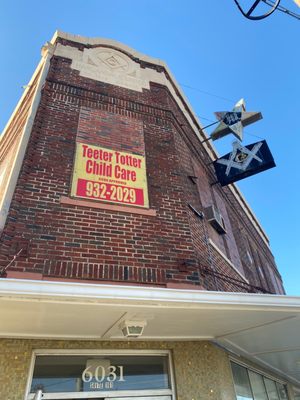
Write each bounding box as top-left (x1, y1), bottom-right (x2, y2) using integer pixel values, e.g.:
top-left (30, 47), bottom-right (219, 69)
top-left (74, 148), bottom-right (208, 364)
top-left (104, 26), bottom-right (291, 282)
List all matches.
top-left (26, 350), bottom-right (174, 400)
top-left (231, 362), bottom-right (288, 400)
top-left (248, 370), bottom-right (268, 400)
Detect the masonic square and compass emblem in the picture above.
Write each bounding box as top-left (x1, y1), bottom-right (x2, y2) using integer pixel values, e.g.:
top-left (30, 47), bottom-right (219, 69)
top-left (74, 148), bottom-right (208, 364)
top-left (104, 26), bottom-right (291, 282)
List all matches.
top-left (213, 140), bottom-right (276, 186)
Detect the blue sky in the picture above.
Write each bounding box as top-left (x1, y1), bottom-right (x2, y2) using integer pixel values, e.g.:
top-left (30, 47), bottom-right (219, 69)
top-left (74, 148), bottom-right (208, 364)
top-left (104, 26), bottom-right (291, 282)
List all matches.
top-left (1, 1), bottom-right (299, 295)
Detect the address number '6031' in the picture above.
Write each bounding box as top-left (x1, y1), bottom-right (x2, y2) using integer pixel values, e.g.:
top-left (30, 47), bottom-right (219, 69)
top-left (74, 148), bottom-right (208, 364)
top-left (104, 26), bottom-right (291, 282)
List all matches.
top-left (82, 365), bottom-right (125, 383)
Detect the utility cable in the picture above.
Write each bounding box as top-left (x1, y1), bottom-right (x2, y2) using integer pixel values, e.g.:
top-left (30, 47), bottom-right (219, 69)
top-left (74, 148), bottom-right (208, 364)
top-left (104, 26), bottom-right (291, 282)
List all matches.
top-left (179, 83), bottom-right (235, 103)
top-left (178, 83), bottom-right (266, 137)
top-left (262, 0), bottom-right (300, 19)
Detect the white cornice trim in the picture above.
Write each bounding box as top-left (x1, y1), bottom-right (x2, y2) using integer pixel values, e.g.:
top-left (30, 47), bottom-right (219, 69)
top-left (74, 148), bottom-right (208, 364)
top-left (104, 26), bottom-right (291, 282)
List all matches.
top-left (0, 47), bottom-right (54, 231)
top-left (209, 238), bottom-right (249, 283)
top-left (1, 61), bottom-right (42, 141)
top-left (0, 278), bottom-right (299, 310)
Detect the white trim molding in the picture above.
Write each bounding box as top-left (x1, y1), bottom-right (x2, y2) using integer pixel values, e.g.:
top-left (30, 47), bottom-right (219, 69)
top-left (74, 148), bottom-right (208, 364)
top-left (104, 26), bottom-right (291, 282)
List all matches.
top-left (209, 238), bottom-right (249, 283)
top-left (0, 43), bottom-right (55, 231)
top-left (0, 278), bottom-right (299, 309)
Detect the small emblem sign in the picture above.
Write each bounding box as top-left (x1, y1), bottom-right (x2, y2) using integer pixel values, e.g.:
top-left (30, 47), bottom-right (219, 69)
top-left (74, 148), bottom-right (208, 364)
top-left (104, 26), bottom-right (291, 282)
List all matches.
top-left (211, 99), bottom-right (262, 141)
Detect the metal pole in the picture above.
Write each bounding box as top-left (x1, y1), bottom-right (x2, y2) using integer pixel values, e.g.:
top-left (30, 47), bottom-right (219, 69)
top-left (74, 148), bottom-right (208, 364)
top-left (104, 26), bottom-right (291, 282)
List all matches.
top-left (34, 390), bottom-right (43, 400)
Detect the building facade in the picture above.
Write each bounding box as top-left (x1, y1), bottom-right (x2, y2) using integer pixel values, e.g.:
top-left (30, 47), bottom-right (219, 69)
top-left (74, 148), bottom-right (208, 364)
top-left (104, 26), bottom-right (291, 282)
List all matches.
top-left (0, 32), bottom-right (299, 400)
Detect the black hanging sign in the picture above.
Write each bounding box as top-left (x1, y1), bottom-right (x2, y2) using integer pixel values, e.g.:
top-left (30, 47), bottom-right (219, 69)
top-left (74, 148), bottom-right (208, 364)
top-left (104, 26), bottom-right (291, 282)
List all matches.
top-left (213, 140), bottom-right (276, 186)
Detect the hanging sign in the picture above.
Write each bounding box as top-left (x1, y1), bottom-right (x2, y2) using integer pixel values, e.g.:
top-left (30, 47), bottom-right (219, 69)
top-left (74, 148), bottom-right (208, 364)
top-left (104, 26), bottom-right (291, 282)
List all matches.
top-left (71, 143), bottom-right (149, 208)
top-left (213, 140), bottom-right (276, 186)
top-left (210, 98), bottom-right (262, 141)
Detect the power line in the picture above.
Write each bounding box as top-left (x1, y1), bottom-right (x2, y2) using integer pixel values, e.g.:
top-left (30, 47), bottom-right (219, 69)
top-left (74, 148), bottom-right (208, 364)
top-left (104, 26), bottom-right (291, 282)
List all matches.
top-left (244, 131), bottom-right (265, 140)
top-left (234, 0), bottom-right (300, 20)
top-left (179, 83), bottom-right (235, 103)
top-left (178, 83), bottom-right (266, 140)
top-left (262, 0), bottom-right (300, 19)
top-left (195, 115), bottom-right (215, 123)
top-left (194, 114), bottom-right (265, 140)
top-left (192, 113), bottom-right (266, 142)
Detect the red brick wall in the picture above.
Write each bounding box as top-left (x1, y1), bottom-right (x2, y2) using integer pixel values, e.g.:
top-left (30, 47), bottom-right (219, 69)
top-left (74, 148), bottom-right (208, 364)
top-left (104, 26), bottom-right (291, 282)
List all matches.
top-left (0, 42), bottom-right (284, 293)
top-left (77, 107), bottom-right (145, 155)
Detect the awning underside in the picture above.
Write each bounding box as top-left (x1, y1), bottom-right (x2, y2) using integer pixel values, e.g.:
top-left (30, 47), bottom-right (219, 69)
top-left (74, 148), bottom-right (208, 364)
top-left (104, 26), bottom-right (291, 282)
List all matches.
top-left (1, 279), bottom-right (300, 387)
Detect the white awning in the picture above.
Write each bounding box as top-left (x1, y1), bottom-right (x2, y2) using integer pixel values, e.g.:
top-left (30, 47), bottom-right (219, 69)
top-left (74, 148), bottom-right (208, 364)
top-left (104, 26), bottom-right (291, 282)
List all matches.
top-left (1, 278), bottom-right (300, 387)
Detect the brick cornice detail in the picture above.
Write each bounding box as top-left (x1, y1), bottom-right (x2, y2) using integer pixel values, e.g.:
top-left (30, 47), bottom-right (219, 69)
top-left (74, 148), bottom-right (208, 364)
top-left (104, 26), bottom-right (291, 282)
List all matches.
top-left (44, 78), bottom-right (173, 123)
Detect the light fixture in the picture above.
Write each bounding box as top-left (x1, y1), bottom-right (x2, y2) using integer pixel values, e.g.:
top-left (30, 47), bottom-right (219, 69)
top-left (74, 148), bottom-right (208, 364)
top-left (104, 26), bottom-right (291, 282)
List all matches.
top-left (119, 320), bottom-right (147, 338)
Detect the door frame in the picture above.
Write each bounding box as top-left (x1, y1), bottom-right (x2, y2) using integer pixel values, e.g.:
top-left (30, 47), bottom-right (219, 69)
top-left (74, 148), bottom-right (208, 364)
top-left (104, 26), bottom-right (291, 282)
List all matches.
top-left (25, 349), bottom-right (176, 400)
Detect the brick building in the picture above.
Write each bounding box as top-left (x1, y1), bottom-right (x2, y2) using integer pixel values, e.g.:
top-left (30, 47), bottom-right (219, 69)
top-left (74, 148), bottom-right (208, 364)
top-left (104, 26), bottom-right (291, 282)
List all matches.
top-left (0, 31), bottom-right (299, 400)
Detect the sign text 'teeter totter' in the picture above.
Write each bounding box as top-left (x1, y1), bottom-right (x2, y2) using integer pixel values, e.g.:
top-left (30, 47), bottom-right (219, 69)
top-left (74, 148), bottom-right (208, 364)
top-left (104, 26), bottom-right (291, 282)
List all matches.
top-left (71, 143), bottom-right (149, 208)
